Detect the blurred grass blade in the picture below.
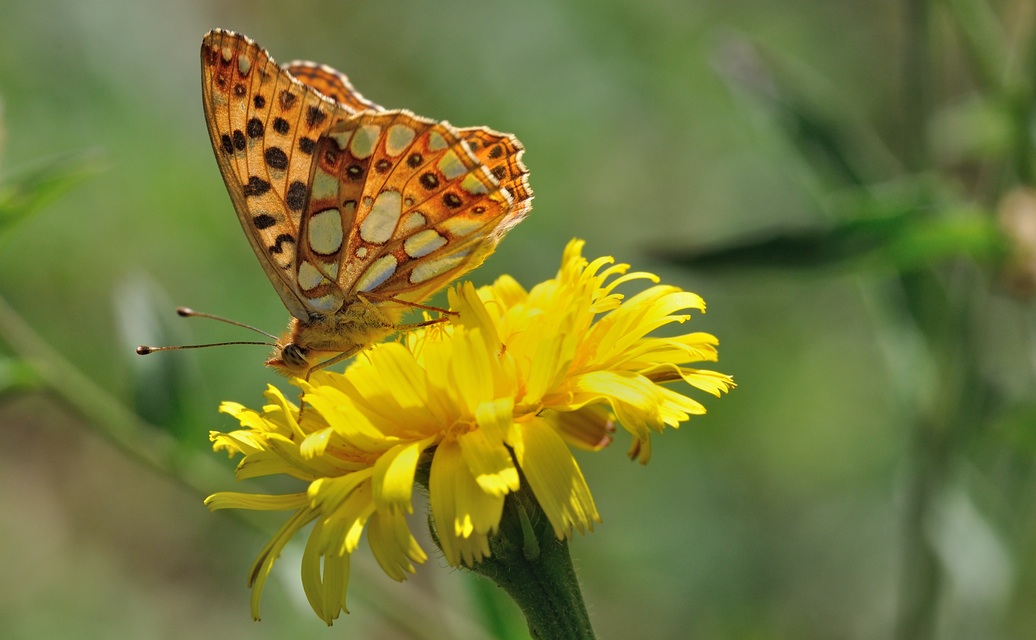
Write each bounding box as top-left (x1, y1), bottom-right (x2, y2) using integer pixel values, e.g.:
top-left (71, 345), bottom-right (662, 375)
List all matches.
top-left (712, 32), bottom-right (895, 190)
top-left (0, 150), bottom-right (104, 235)
top-left (656, 215), bottom-right (912, 270)
top-left (0, 356), bottom-right (41, 395)
top-left (656, 211), bottom-right (1005, 272)
top-left (943, 0), bottom-right (1010, 92)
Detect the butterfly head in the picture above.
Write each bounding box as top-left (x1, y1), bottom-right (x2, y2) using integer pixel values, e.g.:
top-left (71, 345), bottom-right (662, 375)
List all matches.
top-left (266, 341), bottom-right (312, 377)
top-left (264, 311), bottom-right (390, 377)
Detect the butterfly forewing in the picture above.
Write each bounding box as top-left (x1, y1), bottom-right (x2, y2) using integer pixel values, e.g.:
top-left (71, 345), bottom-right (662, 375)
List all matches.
top-left (201, 30), bottom-right (351, 319)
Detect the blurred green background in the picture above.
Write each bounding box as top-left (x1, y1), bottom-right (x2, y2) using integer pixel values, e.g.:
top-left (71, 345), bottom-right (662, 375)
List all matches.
top-left (2, 0), bottom-right (1035, 638)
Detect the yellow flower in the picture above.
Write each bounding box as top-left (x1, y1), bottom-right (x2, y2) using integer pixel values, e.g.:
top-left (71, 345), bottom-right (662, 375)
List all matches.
top-left (206, 239), bottom-right (734, 624)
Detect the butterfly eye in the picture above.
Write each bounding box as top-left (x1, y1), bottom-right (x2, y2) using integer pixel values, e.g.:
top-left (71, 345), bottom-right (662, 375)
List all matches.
top-left (282, 343), bottom-right (309, 369)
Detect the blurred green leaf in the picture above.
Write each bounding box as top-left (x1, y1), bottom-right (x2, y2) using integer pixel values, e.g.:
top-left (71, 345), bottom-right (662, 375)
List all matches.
top-left (656, 210), bottom-right (1006, 273)
top-left (113, 274), bottom-right (207, 438)
top-left (991, 403), bottom-right (1036, 456)
top-left (944, 0), bottom-right (1010, 92)
top-left (713, 33), bottom-right (894, 190)
top-left (657, 214), bottom-right (911, 270)
top-left (0, 355), bottom-right (41, 394)
top-left (930, 96), bottom-right (1017, 165)
top-left (0, 150), bottom-right (104, 236)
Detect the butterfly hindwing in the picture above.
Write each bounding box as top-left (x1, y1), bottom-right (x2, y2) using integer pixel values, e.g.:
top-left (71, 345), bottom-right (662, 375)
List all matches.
top-left (297, 111), bottom-right (525, 310)
top-left (284, 61), bottom-right (383, 113)
top-left (284, 56), bottom-right (531, 216)
top-left (461, 129), bottom-right (533, 213)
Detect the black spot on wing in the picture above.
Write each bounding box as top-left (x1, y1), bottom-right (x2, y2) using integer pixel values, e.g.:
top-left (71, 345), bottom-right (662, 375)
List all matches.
top-left (286, 181), bottom-right (307, 211)
top-left (345, 163), bottom-right (364, 180)
top-left (279, 90), bottom-right (297, 110)
top-left (269, 234), bottom-right (295, 255)
top-left (306, 106), bottom-right (327, 128)
top-left (246, 117), bottom-right (264, 138)
top-left (264, 147), bottom-right (289, 170)
top-left (420, 173), bottom-right (439, 190)
top-left (242, 176), bottom-right (272, 197)
top-left (443, 192), bottom-right (462, 209)
top-left (253, 214), bottom-right (277, 229)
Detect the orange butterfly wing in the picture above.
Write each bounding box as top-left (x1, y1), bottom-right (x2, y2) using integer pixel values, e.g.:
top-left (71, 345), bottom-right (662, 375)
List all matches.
top-left (284, 61), bottom-right (383, 113)
top-left (201, 29), bottom-right (531, 374)
top-left (295, 111), bottom-right (524, 316)
top-left (283, 60), bottom-right (531, 208)
top-left (201, 29), bottom-right (358, 319)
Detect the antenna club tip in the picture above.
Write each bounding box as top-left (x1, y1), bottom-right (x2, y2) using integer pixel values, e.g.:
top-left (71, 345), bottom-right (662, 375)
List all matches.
top-left (136, 346), bottom-right (153, 355)
top-left (176, 307), bottom-right (194, 317)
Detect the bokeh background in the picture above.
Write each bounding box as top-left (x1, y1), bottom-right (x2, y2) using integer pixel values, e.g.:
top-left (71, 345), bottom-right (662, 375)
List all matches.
top-left (1, 1), bottom-right (1034, 638)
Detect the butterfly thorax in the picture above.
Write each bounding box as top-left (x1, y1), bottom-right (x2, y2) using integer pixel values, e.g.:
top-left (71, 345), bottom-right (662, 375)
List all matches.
top-left (266, 300), bottom-right (404, 376)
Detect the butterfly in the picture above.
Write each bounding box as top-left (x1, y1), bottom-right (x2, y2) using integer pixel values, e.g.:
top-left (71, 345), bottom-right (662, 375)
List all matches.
top-left (200, 29), bottom-right (531, 376)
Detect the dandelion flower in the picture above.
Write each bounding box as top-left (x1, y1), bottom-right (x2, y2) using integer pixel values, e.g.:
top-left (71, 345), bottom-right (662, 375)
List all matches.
top-left (206, 239), bottom-right (734, 624)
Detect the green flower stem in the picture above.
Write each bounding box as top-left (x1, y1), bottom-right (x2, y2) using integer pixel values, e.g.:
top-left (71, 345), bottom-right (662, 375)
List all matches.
top-left (418, 463), bottom-right (596, 640)
top-left (470, 489), bottom-right (595, 640)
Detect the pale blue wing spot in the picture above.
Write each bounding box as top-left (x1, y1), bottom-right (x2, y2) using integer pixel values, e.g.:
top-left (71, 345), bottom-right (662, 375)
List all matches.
top-left (356, 254), bottom-right (399, 292)
top-left (404, 229), bottom-right (448, 258)
top-left (359, 190), bottom-right (402, 244)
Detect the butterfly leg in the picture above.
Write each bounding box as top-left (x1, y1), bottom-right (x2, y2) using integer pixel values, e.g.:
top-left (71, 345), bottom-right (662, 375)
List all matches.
top-left (394, 316), bottom-right (452, 333)
top-left (356, 292), bottom-right (454, 336)
top-left (357, 291), bottom-right (458, 317)
top-left (306, 344), bottom-right (364, 377)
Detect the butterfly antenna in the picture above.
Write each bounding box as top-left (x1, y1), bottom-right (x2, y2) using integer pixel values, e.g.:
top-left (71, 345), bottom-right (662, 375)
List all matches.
top-left (135, 307), bottom-right (279, 355)
top-left (174, 307), bottom-right (279, 340)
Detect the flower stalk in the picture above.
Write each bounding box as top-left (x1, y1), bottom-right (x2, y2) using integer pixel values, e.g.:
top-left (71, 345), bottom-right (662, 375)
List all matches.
top-left (418, 460), bottom-right (596, 639)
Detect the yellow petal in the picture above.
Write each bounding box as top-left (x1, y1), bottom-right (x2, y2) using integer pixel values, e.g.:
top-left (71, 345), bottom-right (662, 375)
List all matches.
top-left (308, 470), bottom-right (374, 514)
top-left (367, 509), bottom-right (427, 581)
top-left (565, 370), bottom-right (665, 438)
top-left (429, 441), bottom-right (503, 566)
top-left (474, 396), bottom-right (517, 444)
top-left (248, 507), bottom-right (317, 620)
top-left (524, 332), bottom-right (570, 404)
top-left (488, 273), bottom-right (528, 307)
top-left (459, 417), bottom-right (520, 496)
top-left (302, 518), bottom-right (351, 624)
top-left (514, 418), bottom-right (600, 538)
top-left (204, 491), bottom-right (308, 512)
top-left (548, 407), bottom-right (614, 451)
top-left (449, 329), bottom-right (495, 414)
top-left (373, 437), bottom-right (435, 513)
